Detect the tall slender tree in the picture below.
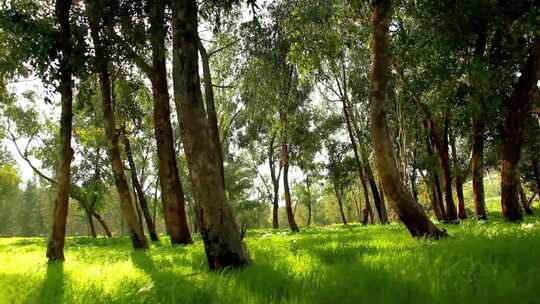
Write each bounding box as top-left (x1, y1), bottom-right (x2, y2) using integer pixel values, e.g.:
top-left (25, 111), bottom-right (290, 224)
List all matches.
top-left (86, 0), bottom-right (147, 249)
top-left (170, 0), bottom-right (250, 269)
top-left (46, 0), bottom-right (74, 261)
top-left (367, 0), bottom-right (446, 238)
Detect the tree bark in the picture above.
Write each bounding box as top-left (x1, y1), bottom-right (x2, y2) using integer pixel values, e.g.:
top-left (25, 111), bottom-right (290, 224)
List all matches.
top-left (86, 0), bottom-right (147, 249)
top-left (149, 0), bottom-right (192, 245)
top-left (470, 25), bottom-right (488, 220)
top-left (306, 176), bottom-right (312, 226)
top-left (92, 211), bottom-right (112, 238)
top-left (500, 37), bottom-right (540, 222)
top-left (450, 130), bottom-right (467, 220)
top-left (281, 128), bottom-right (300, 232)
top-left (379, 178), bottom-right (388, 222)
top-left (364, 155), bottom-right (387, 224)
top-left (269, 132), bottom-right (281, 229)
top-left (341, 97), bottom-right (379, 224)
top-left (170, 0), bottom-right (249, 269)
top-left (519, 180), bottom-right (534, 215)
top-left (434, 120), bottom-right (458, 222)
top-left (199, 39), bottom-right (225, 184)
top-left (46, 0), bottom-right (74, 262)
top-left (123, 134), bottom-right (160, 242)
top-left (368, 0), bottom-right (446, 238)
top-left (86, 208), bottom-right (97, 238)
top-left (334, 186), bottom-right (348, 225)
top-left (424, 121), bottom-right (447, 220)
top-left (471, 117), bottom-right (487, 220)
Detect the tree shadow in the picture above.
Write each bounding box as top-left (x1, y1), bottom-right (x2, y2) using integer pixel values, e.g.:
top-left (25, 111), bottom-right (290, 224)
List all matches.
top-left (130, 250), bottom-right (218, 303)
top-left (38, 262), bottom-right (65, 304)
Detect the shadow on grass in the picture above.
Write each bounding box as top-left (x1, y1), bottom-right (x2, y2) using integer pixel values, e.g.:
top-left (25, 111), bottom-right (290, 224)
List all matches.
top-left (131, 250), bottom-right (218, 303)
top-left (38, 262), bottom-right (65, 304)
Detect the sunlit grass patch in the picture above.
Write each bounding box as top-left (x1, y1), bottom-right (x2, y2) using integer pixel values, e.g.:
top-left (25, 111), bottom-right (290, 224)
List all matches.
top-left (1, 215), bottom-right (539, 303)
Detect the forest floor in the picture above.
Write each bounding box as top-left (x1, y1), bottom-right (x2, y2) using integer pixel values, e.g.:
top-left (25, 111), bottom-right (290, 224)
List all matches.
top-left (2, 174), bottom-right (539, 304)
top-left (1, 212), bottom-right (540, 304)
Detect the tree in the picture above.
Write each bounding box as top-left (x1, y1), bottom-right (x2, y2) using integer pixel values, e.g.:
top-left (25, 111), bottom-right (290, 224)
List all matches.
top-left (500, 37), bottom-right (540, 221)
top-left (170, 0), bottom-right (250, 269)
top-left (366, 0), bottom-right (446, 238)
top-left (46, 0), bottom-right (75, 261)
top-left (85, 0), bottom-right (147, 249)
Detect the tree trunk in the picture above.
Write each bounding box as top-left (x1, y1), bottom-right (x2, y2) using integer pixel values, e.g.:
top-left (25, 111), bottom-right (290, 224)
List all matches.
top-left (365, 165), bottom-right (386, 224)
top-left (147, 0), bottom-right (192, 245)
top-left (123, 134), bottom-right (160, 242)
top-left (471, 118), bottom-right (487, 220)
top-left (430, 183), bottom-right (443, 221)
top-left (435, 121), bottom-right (458, 222)
top-left (379, 178), bottom-right (388, 223)
top-left (306, 177), bottom-right (312, 226)
top-left (470, 21), bottom-right (488, 221)
top-left (46, 0), bottom-right (74, 262)
top-left (341, 97), bottom-right (379, 224)
top-left (334, 188), bottom-right (348, 225)
top-left (368, 0), bottom-right (446, 239)
top-left (361, 173), bottom-right (374, 224)
top-left (170, 0), bottom-right (249, 269)
top-left (281, 138), bottom-right (300, 232)
top-left (424, 122), bottom-right (447, 220)
top-left (450, 130), bottom-right (467, 220)
top-left (92, 211), bottom-right (112, 238)
top-left (86, 208), bottom-right (97, 238)
top-left (353, 193), bottom-right (362, 223)
top-left (269, 132), bottom-right (281, 229)
top-left (519, 180), bottom-right (534, 215)
top-left (199, 39), bottom-right (225, 184)
top-left (455, 175), bottom-right (467, 219)
top-left (419, 166), bottom-right (443, 221)
top-left (500, 37), bottom-right (540, 222)
top-left (86, 0), bottom-right (147, 249)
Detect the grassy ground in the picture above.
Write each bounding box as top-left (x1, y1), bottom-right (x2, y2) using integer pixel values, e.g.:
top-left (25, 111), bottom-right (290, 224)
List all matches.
top-left (2, 173), bottom-right (539, 304)
top-left (1, 213), bottom-right (540, 304)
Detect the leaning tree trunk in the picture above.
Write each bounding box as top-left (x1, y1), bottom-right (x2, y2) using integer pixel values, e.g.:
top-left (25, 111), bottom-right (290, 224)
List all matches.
top-left (92, 211), bottom-right (112, 238)
top-left (170, 0), bottom-right (249, 269)
top-left (519, 180), bottom-right (534, 215)
top-left (334, 187), bottom-right (348, 225)
top-left (149, 0), bottom-right (192, 245)
top-left (281, 135), bottom-right (300, 232)
top-left (86, 0), bottom-right (147, 249)
top-left (368, 0), bottom-right (446, 239)
top-left (46, 0), bottom-right (74, 262)
top-left (86, 208), bottom-right (97, 238)
top-left (123, 134), bottom-right (160, 242)
top-left (364, 155), bottom-right (387, 224)
top-left (342, 97), bottom-right (379, 224)
top-left (500, 37), bottom-right (540, 222)
top-left (199, 39), bottom-right (225, 184)
top-left (379, 178), bottom-right (388, 222)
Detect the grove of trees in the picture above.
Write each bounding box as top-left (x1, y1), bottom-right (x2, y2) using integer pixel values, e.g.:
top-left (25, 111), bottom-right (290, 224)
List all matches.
top-left (0, 0), bottom-right (539, 269)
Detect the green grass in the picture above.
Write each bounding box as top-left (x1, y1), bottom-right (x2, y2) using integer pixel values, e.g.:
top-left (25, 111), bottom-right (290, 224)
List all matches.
top-left (2, 215), bottom-right (540, 304)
